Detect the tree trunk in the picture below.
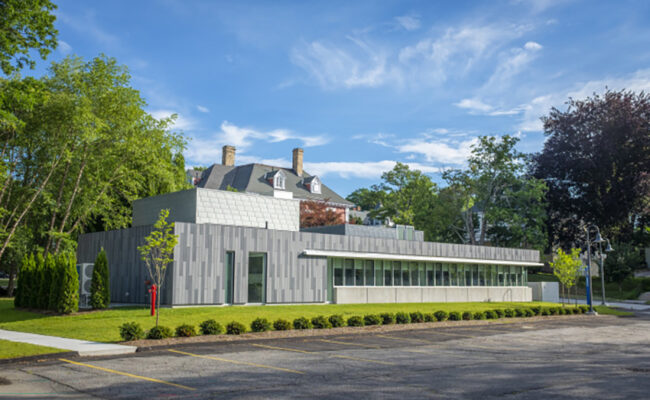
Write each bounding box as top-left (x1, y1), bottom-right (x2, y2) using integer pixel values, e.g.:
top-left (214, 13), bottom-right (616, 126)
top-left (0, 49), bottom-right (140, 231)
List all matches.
top-left (54, 157), bottom-right (87, 253)
top-left (45, 159), bottom-right (72, 255)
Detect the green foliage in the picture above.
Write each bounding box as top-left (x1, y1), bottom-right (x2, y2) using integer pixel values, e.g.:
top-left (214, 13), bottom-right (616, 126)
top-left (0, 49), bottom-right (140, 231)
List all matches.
top-left (524, 308), bottom-right (534, 317)
top-left (225, 321), bottom-right (246, 335)
top-left (346, 315), bottom-right (364, 327)
top-left (311, 315), bottom-right (332, 329)
top-left (31, 253), bottom-right (44, 309)
top-left (579, 305), bottom-right (589, 313)
top-left (175, 324), bottom-right (196, 337)
top-left (292, 317), bottom-right (312, 330)
top-left (409, 311), bottom-right (424, 323)
top-left (138, 209), bottom-right (178, 326)
top-left (484, 310), bottom-right (497, 319)
top-left (604, 242), bottom-right (642, 283)
top-left (473, 311), bottom-right (487, 320)
top-left (541, 307), bottom-right (550, 316)
top-left (434, 310), bottom-right (449, 321)
top-left (551, 248), bottom-right (582, 301)
top-left (90, 248), bottom-right (110, 309)
top-left (448, 311), bottom-right (461, 321)
top-left (503, 308), bottom-right (515, 318)
top-left (379, 313), bottom-right (395, 325)
top-left (199, 319), bottom-right (223, 335)
top-left (273, 319), bottom-right (292, 331)
top-left (119, 322), bottom-right (144, 341)
top-left (0, 0), bottom-right (58, 75)
top-left (47, 256), bottom-right (62, 311)
top-left (514, 309), bottom-right (525, 317)
top-left (462, 311), bottom-right (473, 320)
top-left (363, 314), bottom-right (382, 326)
top-left (423, 313), bottom-right (436, 322)
top-left (56, 252), bottom-right (78, 314)
top-left (328, 314), bottom-right (345, 328)
top-left (146, 325), bottom-right (173, 339)
top-left (250, 317), bottom-right (271, 332)
top-left (225, 185), bottom-right (238, 192)
top-left (494, 309), bottom-right (504, 318)
top-left (38, 254), bottom-right (55, 309)
top-left (395, 312), bottom-right (411, 324)
top-left (530, 306), bottom-right (542, 316)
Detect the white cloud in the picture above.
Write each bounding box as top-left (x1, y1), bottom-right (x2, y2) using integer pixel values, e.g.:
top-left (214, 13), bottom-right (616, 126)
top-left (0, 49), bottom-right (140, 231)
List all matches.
top-left (524, 41), bottom-right (543, 51)
top-left (58, 40), bottom-right (72, 55)
top-left (185, 121), bottom-right (329, 164)
top-left (304, 160), bottom-right (441, 179)
top-left (455, 98), bottom-right (493, 113)
top-left (482, 41), bottom-right (542, 91)
top-left (396, 138), bottom-right (477, 165)
top-left (395, 15), bottom-right (421, 31)
top-left (149, 109), bottom-right (196, 131)
top-left (196, 105), bottom-right (209, 113)
top-left (519, 68), bottom-right (650, 131)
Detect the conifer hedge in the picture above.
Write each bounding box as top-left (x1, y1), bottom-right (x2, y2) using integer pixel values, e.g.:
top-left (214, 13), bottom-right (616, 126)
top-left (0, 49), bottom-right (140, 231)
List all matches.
top-left (90, 248), bottom-right (110, 309)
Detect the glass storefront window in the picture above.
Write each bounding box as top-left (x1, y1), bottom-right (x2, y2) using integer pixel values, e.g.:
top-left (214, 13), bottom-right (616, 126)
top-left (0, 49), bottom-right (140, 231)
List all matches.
top-left (365, 260), bottom-right (374, 286)
top-left (410, 262), bottom-right (418, 286)
top-left (419, 263), bottom-right (426, 287)
top-left (355, 259), bottom-right (363, 286)
top-left (426, 263), bottom-right (434, 286)
top-left (375, 261), bottom-right (383, 286)
top-left (402, 263), bottom-right (410, 286)
top-left (384, 261), bottom-right (392, 286)
top-left (345, 259), bottom-right (354, 286)
top-left (334, 258), bottom-right (343, 286)
top-left (393, 261), bottom-right (402, 286)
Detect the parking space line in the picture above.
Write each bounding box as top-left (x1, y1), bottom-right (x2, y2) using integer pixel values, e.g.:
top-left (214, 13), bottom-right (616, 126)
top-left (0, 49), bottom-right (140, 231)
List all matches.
top-left (375, 334), bottom-right (433, 344)
top-left (168, 349), bottom-right (305, 375)
top-left (252, 343), bottom-right (395, 365)
top-left (317, 339), bottom-right (382, 349)
top-left (429, 330), bottom-right (477, 339)
top-left (59, 358), bottom-right (195, 391)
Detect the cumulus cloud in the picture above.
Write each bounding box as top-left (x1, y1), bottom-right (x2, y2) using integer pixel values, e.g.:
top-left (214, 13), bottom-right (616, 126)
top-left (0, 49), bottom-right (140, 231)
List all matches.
top-left (304, 160), bottom-right (442, 179)
top-left (149, 109), bottom-right (196, 130)
top-left (455, 98), bottom-right (494, 113)
top-left (196, 105), bottom-right (209, 113)
top-left (396, 137), bottom-right (477, 165)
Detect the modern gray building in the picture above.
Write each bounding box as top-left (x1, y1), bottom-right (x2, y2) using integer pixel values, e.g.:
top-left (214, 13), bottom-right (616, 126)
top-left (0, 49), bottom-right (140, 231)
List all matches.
top-left (77, 189), bottom-right (541, 306)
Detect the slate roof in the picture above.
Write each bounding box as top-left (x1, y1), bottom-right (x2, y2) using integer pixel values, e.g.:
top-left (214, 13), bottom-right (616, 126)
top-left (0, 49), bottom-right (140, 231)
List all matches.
top-left (195, 163), bottom-right (353, 206)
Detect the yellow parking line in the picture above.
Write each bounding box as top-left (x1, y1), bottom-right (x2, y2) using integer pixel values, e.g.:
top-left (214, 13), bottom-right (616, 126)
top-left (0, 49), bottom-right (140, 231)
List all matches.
top-left (317, 339), bottom-right (382, 349)
top-left (168, 349), bottom-right (305, 375)
top-left (331, 355), bottom-right (395, 365)
top-left (59, 358), bottom-right (195, 391)
top-left (252, 343), bottom-right (313, 354)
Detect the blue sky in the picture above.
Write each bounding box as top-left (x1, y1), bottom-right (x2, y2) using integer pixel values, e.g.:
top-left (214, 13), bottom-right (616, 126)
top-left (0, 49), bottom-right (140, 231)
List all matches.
top-left (44, 0), bottom-right (650, 196)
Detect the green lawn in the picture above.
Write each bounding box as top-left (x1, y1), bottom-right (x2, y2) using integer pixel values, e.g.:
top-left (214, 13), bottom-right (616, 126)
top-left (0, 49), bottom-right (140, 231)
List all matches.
top-left (0, 339), bottom-right (65, 359)
top-left (594, 305), bottom-right (634, 316)
top-left (0, 298), bottom-right (562, 343)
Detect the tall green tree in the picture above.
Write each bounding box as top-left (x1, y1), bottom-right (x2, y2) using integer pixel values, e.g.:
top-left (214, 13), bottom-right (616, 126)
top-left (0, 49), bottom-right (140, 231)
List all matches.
top-left (90, 248), bottom-right (110, 309)
top-left (56, 251), bottom-right (78, 314)
top-left (550, 248), bottom-right (582, 305)
top-left (138, 209), bottom-right (178, 326)
top-left (533, 89), bottom-right (650, 248)
top-left (0, 0), bottom-right (58, 75)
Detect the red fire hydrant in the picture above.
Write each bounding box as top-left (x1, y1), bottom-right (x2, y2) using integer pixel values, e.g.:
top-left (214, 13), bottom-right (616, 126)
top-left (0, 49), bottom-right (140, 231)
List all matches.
top-left (149, 284), bottom-right (157, 316)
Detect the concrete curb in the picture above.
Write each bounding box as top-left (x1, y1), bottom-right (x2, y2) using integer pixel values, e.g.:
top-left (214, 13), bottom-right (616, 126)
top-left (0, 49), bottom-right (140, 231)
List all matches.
top-left (0, 329), bottom-right (138, 357)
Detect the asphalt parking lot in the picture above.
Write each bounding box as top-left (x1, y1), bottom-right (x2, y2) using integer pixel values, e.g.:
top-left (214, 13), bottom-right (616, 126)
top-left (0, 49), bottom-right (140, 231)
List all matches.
top-left (2, 312), bottom-right (650, 399)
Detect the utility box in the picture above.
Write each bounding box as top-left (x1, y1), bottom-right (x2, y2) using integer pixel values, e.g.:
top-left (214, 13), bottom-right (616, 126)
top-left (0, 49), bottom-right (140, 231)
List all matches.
top-left (527, 282), bottom-right (559, 303)
top-left (77, 263), bottom-right (94, 309)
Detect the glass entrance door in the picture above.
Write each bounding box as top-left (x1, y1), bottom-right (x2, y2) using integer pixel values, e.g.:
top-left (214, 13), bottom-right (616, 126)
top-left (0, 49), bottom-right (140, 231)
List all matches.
top-left (225, 251), bottom-right (234, 304)
top-left (248, 253), bottom-right (266, 303)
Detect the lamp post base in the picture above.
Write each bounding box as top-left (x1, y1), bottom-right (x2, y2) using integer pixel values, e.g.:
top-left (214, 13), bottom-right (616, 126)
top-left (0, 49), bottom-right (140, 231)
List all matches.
top-left (585, 310), bottom-right (599, 316)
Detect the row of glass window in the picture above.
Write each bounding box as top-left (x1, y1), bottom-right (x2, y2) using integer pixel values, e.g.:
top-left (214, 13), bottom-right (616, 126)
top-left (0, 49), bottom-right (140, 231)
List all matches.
top-left (330, 258), bottom-right (528, 287)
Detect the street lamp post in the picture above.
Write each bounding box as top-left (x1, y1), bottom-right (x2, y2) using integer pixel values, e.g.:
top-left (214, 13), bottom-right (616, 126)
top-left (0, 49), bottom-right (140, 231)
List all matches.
top-left (598, 239), bottom-right (614, 306)
top-left (583, 225), bottom-right (606, 315)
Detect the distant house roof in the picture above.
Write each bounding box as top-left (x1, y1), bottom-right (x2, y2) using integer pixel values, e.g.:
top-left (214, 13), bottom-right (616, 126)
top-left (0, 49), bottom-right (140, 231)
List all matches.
top-left (196, 163), bottom-right (353, 206)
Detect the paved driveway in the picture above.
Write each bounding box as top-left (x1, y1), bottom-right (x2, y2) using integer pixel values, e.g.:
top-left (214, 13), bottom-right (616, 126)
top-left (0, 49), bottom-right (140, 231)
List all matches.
top-left (2, 312), bottom-right (650, 399)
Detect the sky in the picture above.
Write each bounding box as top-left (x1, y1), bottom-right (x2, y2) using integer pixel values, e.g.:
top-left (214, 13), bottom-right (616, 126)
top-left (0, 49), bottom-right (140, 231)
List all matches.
top-left (40, 0), bottom-right (650, 196)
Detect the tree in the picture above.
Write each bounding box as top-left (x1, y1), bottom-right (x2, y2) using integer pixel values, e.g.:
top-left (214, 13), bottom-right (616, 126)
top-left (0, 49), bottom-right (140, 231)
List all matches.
top-left (443, 135), bottom-right (547, 250)
top-left (138, 209), bottom-right (178, 326)
top-left (346, 186), bottom-right (387, 211)
top-left (604, 242), bottom-right (642, 285)
top-left (300, 199), bottom-right (341, 228)
top-left (90, 248), bottom-right (110, 309)
top-left (533, 89), bottom-right (650, 248)
top-left (550, 248), bottom-right (582, 305)
top-left (38, 253), bottom-right (55, 309)
top-left (56, 251), bottom-right (78, 314)
top-left (0, 0), bottom-right (58, 75)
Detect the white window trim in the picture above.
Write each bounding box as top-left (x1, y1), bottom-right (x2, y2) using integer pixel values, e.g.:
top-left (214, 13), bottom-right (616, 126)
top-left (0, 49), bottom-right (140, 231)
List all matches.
top-left (273, 171), bottom-right (286, 189)
top-left (310, 176), bottom-right (321, 194)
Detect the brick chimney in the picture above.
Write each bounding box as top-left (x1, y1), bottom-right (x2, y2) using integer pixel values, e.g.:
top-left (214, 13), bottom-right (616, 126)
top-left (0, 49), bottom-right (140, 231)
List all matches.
top-left (292, 148), bottom-right (303, 177)
top-left (222, 145), bottom-right (235, 166)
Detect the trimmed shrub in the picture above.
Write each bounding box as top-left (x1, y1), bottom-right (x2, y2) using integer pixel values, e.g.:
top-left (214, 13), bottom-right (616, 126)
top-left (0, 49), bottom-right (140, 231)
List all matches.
top-left (364, 314), bottom-right (382, 326)
top-left (147, 325), bottom-right (173, 339)
top-left (328, 314), bottom-right (345, 328)
top-left (56, 252), bottom-right (79, 314)
top-left (293, 317), bottom-right (312, 330)
top-left (494, 309), bottom-right (505, 318)
top-left (251, 318), bottom-right (271, 332)
top-left (485, 310), bottom-right (497, 319)
top-left (524, 308), bottom-right (534, 317)
top-left (47, 257), bottom-right (63, 311)
top-left (119, 322), bottom-right (144, 341)
top-left (541, 307), bottom-right (550, 316)
top-left (473, 311), bottom-right (486, 320)
top-left (504, 308), bottom-right (515, 318)
top-left (424, 313), bottom-right (436, 322)
top-left (199, 319), bottom-right (223, 335)
top-left (226, 321), bottom-right (247, 335)
top-left (176, 324), bottom-right (196, 337)
top-left (448, 311), bottom-right (461, 321)
top-left (462, 311), bottom-right (473, 320)
top-left (311, 315), bottom-right (332, 329)
top-left (434, 310), bottom-right (449, 322)
top-left (347, 315), bottom-right (364, 327)
top-left (571, 307), bottom-right (581, 314)
top-left (273, 319), bottom-right (292, 331)
top-left (558, 307), bottom-right (567, 315)
top-left (515, 308), bottom-right (525, 317)
top-left (579, 305), bottom-right (589, 313)
top-left (90, 248), bottom-right (110, 310)
top-left (549, 307), bottom-right (559, 315)
top-left (38, 254), bottom-right (56, 310)
top-left (395, 312), bottom-right (411, 324)
top-left (531, 306), bottom-right (542, 316)
top-left (380, 313), bottom-right (395, 325)
top-left (410, 311), bottom-right (425, 323)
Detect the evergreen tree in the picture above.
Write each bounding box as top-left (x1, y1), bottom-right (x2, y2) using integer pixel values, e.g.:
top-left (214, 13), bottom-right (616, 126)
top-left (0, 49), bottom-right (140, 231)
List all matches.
top-left (39, 254), bottom-right (56, 309)
top-left (22, 254), bottom-right (36, 308)
top-left (31, 253), bottom-right (45, 309)
top-left (56, 252), bottom-right (78, 314)
top-left (13, 254), bottom-right (28, 307)
top-left (47, 254), bottom-right (62, 311)
top-left (90, 248), bottom-right (110, 309)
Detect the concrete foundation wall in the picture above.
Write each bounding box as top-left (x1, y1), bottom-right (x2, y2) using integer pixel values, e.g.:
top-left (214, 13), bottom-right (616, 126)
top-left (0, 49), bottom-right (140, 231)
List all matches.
top-left (333, 286), bottom-right (532, 304)
top-left (528, 282), bottom-right (560, 302)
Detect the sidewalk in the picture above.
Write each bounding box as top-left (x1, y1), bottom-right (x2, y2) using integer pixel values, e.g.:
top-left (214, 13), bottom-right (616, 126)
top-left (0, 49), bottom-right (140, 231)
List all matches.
top-left (0, 329), bottom-right (137, 357)
top-left (560, 298), bottom-right (650, 311)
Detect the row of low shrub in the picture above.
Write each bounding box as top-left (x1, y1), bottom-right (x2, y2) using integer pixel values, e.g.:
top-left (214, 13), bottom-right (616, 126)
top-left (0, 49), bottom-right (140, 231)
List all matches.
top-left (119, 305), bottom-right (589, 341)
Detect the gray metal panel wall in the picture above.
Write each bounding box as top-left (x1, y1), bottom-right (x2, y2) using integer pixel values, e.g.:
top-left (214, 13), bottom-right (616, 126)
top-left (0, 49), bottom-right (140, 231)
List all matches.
top-left (76, 225), bottom-right (174, 305)
top-left (132, 189), bottom-right (197, 226)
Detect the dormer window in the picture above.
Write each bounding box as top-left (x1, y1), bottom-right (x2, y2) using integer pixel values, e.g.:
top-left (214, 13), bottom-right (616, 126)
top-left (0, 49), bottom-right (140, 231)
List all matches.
top-left (267, 170), bottom-right (286, 190)
top-left (304, 176), bottom-right (321, 194)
